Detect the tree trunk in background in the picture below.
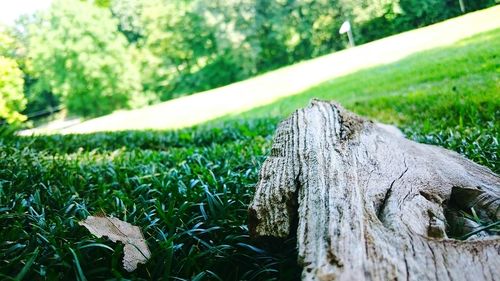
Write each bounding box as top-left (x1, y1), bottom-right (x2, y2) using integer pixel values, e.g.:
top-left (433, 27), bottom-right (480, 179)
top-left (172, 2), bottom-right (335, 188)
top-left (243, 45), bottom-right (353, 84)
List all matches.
top-left (248, 100), bottom-right (499, 281)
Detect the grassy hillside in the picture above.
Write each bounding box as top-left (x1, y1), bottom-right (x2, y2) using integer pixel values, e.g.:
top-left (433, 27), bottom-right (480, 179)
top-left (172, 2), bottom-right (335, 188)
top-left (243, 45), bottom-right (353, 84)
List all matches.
top-left (225, 28), bottom-right (500, 172)
top-left (0, 30), bottom-right (498, 280)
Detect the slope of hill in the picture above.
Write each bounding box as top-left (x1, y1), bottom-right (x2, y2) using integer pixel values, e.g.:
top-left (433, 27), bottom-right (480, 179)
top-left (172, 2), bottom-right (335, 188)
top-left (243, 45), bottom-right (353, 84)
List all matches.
top-left (21, 5), bottom-right (500, 135)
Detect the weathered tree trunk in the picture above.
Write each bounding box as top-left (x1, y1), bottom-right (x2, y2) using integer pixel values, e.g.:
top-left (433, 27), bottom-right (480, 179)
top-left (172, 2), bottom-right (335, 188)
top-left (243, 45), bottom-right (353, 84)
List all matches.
top-left (248, 100), bottom-right (499, 281)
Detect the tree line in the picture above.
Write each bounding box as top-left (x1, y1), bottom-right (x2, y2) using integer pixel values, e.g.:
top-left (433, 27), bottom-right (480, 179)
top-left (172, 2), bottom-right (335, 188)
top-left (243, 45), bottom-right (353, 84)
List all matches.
top-left (0, 0), bottom-right (495, 122)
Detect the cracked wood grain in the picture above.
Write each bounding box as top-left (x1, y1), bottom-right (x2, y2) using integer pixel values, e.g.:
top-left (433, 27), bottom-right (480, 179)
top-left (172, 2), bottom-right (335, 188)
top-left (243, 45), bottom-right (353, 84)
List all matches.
top-left (249, 100), bottom-right (499, 281)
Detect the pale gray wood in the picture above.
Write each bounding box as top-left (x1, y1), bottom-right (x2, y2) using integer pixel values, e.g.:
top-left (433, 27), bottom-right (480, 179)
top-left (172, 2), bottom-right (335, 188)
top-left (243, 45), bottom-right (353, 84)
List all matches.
top-left (249, 100), bottom-right (499, 281)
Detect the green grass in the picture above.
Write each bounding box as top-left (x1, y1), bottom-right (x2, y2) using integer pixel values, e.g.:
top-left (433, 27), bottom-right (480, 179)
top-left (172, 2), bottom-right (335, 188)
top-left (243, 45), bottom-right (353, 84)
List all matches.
top-left (1, 121), bottom-right (300, 280)
top-left (223, 29), bottom-right (499, 173)
top-left (1, 29), bottom-right (499, 280)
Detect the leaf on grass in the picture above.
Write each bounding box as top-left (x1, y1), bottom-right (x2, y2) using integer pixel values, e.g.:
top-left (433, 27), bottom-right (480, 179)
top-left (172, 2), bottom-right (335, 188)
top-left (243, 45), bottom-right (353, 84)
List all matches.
top-left (79, 216), bottom-right (151, 272)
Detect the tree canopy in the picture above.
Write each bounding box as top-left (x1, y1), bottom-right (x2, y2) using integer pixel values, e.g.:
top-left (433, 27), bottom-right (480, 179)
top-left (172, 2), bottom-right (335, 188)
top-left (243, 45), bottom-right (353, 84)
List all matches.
top-left (0, 27), bottom-right (26, 123)
top-left (0, 56), bottom-right (26, 123)
top-left (27, 0), bottom-right (142, 116)
top-left (0, 0), bottom-right (495, 120)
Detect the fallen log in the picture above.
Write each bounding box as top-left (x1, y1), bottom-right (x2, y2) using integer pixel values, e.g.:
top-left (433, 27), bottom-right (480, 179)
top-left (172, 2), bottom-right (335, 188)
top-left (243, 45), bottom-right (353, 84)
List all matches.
top-left (249, 100), bottom-right (499, 281)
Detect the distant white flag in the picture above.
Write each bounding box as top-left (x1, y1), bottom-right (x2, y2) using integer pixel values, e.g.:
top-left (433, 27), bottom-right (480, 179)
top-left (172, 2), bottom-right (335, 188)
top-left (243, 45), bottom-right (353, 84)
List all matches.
top-left (339, 21), bottom-right (351, 34)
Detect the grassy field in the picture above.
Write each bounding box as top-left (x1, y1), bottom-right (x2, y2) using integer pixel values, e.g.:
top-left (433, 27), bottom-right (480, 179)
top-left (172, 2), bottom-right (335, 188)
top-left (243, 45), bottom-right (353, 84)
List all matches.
top-left (224, 28), bottom-right (500, 172)
top-left (1, 29), bottom-right (499, 280)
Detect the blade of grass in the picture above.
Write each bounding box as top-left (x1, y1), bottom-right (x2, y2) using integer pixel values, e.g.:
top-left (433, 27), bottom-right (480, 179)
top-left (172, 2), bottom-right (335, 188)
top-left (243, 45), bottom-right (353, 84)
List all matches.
top-left (69, 247), bottom-right (88, 281)
top-left (460, 221), bottom-right (500, 240)
top-left (15, 247), bottom-right (39, 281)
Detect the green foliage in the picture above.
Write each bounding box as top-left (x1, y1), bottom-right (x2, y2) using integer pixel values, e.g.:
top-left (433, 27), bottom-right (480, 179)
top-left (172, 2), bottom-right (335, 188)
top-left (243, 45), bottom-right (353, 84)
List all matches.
top-left (123, 0), bottom-right (262, 99)
top-left (3, 18), bottom-right (62, 118)
top-left (110, 0), bottom-right (145, 43)
top-left (112, 0), bottom-right (497, 101)
top-left (135, 0), bottom-right (220, 99)
top-left (0, 26), bottom-right (28, 124)
top-left (91, 0), bottom-right (111, 8)
top-left (0, 56), bottom-right (27, 123)
top-left (0, 28), bottom-right (20, 59)
top-left (27, 0), bottom-right (143, 117)
top-left (348, 0), bottom-right (497, 44)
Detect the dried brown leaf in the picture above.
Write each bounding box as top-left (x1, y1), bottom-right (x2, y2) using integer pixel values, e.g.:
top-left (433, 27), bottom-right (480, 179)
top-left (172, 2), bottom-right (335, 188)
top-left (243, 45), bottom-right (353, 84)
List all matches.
top-left (79, 216), bottom-right (151, 272)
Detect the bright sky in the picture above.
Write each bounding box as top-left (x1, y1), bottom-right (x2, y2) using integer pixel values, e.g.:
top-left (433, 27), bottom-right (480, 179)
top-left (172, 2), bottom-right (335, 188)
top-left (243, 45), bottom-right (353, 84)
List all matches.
top-left (0, 0), bottom-right (52, 25)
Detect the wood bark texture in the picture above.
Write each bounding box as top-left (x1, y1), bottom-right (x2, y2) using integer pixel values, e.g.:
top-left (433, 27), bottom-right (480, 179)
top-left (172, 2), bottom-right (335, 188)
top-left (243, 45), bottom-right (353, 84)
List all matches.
top-left (248, 100), bottom-right (499, 281)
